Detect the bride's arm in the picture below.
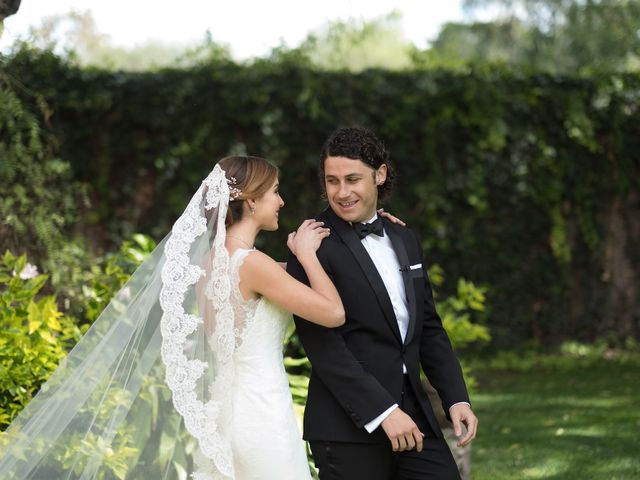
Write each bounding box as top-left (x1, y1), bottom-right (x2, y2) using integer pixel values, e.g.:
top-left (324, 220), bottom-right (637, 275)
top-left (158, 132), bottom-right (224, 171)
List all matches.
top-left (273, 211), bottom-right (403, 268)
top-left (240, 221), bottom-right (345, 328)
top-left (274, 210), bottom-right (408, 268)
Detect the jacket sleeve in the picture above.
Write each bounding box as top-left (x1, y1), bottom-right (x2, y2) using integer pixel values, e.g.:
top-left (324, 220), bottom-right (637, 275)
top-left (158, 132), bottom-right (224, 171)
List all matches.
top-left (287, 250), bottom-right (396, 428)
top-left (413, 231), bottom-right (470, 416)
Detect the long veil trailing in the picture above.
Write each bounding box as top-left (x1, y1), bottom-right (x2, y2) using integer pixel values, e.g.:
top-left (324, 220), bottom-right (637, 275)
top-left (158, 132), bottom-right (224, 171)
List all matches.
top-left (0, 164), bottom-right (242, 480)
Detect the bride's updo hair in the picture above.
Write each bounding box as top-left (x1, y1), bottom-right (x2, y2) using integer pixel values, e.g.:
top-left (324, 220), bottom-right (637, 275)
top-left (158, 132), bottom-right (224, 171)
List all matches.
top-left (217, 155), bottom-right (279, 227)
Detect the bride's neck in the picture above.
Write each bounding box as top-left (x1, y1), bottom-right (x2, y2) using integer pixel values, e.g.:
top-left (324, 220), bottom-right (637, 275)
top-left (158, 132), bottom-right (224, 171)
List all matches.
top-left (226, 220), bottom-right (259, 249)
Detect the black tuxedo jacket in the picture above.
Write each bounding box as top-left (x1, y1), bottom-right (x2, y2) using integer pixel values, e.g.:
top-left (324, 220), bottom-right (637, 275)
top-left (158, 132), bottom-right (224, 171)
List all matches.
top-left (287, 207), bottom-right (470, 443)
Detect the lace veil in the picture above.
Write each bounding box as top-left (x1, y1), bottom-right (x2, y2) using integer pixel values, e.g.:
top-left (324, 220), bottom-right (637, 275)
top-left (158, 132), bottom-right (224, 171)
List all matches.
top-left (0, 164), bottom-right (243, 479)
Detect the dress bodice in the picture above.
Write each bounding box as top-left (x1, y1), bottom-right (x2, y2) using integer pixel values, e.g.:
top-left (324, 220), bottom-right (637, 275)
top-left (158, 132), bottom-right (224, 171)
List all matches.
top-left (228, 249), bottom-right (292, 374)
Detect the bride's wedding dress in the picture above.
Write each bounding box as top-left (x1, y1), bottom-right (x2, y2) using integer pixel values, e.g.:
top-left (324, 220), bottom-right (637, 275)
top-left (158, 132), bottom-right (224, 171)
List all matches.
top-left (0, 164), bottom-right (312, 480)
top-left (224, 248), bottom-right (312, 480)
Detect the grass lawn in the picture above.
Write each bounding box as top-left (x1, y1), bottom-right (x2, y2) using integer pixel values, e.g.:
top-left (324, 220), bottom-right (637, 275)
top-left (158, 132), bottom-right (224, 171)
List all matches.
top-left (470, 352), bottom-right (640, 480)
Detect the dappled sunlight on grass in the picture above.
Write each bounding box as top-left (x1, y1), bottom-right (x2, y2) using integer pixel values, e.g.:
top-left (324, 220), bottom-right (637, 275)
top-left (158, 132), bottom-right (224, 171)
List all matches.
top-left (471, 355), bottom-right (640, 479)
top-left (521, 460), bottom-right (570, 478)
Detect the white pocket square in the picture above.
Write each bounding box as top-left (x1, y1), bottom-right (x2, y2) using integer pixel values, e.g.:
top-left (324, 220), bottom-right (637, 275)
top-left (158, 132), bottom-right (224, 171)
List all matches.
top-left (409, 264), bottom-right (422, 270)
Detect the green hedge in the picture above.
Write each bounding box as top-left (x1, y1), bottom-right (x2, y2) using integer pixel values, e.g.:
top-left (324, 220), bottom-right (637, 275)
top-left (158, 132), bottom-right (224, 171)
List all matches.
top-left (2, 47), bottom-right (639, 345)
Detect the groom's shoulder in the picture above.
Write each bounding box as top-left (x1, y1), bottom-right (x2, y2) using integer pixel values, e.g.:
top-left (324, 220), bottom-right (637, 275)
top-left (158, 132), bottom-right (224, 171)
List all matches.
top-left (314, 208), bottom-right (331, 223)
top-left (385, 221), bottom-right (426, 257)
top-left (314, 210), bottom-right (341, 259)
top-left (312, 209), bottom-right (336, 236)
top-left (385, 217), bottom-right (420, 241)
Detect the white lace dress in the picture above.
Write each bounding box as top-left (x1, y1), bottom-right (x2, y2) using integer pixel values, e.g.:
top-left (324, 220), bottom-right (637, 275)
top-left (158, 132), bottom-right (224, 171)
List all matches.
top-left (227, 248), bottom-right (312, 480)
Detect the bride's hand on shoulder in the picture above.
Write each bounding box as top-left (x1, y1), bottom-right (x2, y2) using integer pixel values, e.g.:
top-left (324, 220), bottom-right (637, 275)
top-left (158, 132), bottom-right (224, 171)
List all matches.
top-left (378, 208), bottom-right (406, 226)
top-left (287, 219), bottom-right (330, 259)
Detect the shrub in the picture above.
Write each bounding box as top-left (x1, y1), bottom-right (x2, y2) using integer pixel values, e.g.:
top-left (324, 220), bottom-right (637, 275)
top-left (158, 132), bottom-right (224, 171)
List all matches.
top-left (0, 251), bottom-right (81, 429)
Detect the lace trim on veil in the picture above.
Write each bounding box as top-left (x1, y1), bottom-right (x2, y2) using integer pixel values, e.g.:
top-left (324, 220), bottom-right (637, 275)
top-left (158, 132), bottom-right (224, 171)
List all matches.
top-left (159, 164), bottom-right (236, 480)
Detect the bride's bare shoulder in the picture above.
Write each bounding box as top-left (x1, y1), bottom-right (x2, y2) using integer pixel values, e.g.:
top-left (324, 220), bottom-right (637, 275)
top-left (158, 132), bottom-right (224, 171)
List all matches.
top-left (239, 249), bottom-right (279, 272)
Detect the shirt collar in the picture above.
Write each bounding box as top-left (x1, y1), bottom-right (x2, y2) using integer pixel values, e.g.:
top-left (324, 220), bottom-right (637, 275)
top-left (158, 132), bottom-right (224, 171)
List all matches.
top-left (363, 212), bottom-right (379, 224)
top-left (348, 212), bottom-right (379, 226)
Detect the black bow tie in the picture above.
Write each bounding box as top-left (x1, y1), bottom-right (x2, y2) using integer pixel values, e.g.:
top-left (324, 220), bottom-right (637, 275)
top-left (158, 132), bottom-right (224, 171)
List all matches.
top-left (354, 217), bottom-right (384, 240)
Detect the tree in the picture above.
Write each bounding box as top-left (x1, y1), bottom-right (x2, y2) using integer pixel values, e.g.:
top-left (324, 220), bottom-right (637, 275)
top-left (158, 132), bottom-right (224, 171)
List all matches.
top-left (417, 18), bottom-right (532, 69)
top-left (425, 0), bottom-right (640, 72)
top-left (270, 11), bottom-right (415, 72)
top-left (8, 10), bottom-right (231, 70)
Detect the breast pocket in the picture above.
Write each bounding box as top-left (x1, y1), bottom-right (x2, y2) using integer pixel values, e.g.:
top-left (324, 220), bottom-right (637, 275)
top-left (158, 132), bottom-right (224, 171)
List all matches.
top-left (408, 263), bottom-right (423, 280)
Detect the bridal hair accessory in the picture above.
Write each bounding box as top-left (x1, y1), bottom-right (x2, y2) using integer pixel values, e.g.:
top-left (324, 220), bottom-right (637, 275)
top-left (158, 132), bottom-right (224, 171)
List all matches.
top-left (0, 163), bottom-right (243, 480)
top-left (227, 176), bottom-right (242, 200)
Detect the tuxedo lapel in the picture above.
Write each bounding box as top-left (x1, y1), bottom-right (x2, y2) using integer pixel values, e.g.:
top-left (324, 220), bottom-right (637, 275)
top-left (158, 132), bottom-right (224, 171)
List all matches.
top-left (383, 220), bottom-right (418, 345)
top-left (324, 208), bottom-right (403, 344)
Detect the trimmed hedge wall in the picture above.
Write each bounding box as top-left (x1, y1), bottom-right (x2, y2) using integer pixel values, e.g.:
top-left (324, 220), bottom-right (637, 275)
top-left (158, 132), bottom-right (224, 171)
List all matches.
top-left (3, 48), bottom-right (639, 345)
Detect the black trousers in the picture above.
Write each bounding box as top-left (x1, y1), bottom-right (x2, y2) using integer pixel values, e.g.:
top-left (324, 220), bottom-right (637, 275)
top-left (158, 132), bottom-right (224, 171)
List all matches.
top-left (310, 376), bottom-right (460, 480)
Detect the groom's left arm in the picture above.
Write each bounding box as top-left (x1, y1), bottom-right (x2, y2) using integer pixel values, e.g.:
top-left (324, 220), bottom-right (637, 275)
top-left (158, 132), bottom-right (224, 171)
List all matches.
top-left (412, 231), bottom-right (470, 416)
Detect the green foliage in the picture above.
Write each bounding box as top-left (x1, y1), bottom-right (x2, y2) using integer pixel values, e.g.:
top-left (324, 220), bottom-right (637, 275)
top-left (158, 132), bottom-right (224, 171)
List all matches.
top-left (0, 74), bottom-right (81, 259)
top-left (417, 19), bottom-right (532, 70)
top-left (0, 244), bottom-right (193, 478)
top-left (77, 233), bottom-right (156, 324)
top-left (0, 251), bottom-right (81, 429)
top-left (435, 0), bottom-right (640, 73)
top-left (428, 264), bottom-right (491, 350)
top-left (0, 61), bottom-right (88, 313)
top-left (3, 47), bottom-right (639, 346)
top-left (8, 10), bottom-right (232, 71)
top-left (291, 11), bottom-right (414, 72)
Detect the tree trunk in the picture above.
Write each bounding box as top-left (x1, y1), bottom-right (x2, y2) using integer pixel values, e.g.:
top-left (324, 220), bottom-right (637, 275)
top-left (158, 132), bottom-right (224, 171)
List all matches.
top-left (600, 193), bottom-right (640, 337)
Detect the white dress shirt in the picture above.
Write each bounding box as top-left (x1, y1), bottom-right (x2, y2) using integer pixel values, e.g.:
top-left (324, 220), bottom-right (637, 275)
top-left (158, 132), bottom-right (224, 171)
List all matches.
top-left (357, 214), bottom-right (469, 433)
top-left (359, 215), bottom-right (411, 345)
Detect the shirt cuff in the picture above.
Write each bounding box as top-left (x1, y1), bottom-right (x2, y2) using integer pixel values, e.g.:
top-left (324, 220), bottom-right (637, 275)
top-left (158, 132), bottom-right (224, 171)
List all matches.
top-left (448, 401), bottom-right (471, 416)
top-left (364, 404), bottom-right (398, 433)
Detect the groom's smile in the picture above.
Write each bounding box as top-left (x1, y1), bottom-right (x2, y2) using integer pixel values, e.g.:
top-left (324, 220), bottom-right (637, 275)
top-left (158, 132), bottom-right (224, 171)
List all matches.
top-left (338, 200), bottom-right (358, 209)
top-left (323, 155), bottom-right (387, 224)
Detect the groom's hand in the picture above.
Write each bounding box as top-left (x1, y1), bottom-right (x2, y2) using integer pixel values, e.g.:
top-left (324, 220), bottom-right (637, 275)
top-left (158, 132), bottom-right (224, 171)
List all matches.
top-left (381, 408), bottom-right (424, 452)
top-left (450, 403), bottom-right (478, 447)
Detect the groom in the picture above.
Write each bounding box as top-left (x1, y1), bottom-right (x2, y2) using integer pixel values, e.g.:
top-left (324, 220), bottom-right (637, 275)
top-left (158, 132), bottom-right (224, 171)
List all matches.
top-left (287, 127), bottom-right (477, 479)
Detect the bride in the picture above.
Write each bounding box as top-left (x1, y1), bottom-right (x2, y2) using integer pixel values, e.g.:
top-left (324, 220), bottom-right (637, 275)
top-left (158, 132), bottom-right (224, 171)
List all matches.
top-left (0, 155), bottom-right (401, 480)
top-left (0, 156), bottom-right (344, 480)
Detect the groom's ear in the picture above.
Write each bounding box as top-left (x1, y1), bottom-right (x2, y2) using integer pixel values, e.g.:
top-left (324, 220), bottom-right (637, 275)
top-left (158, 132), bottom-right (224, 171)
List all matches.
top-left (375, 164), bottom-right (388, 186)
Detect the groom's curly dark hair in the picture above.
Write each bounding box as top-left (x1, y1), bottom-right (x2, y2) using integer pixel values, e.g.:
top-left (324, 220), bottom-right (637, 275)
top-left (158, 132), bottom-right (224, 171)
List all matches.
top-left (319, 126), bottom-right (397, 200)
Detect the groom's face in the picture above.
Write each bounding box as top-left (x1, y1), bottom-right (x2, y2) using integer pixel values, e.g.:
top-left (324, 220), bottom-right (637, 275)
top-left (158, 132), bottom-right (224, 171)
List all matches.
top-left (323, 156), bottom-right (387, 224)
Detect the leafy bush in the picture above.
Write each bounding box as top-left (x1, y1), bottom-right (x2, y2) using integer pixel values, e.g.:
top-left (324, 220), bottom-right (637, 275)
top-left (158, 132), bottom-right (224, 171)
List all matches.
top-left (0, 232), bottom-right (155, 431)
top-left (0, 241), bottom-right (194, 478)
top-left (74, 233), bottom-right (156, 325)
top-left (0, 251), bottom-right (81, 429)
top-left (428, 264), bottom-right (491, 351)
